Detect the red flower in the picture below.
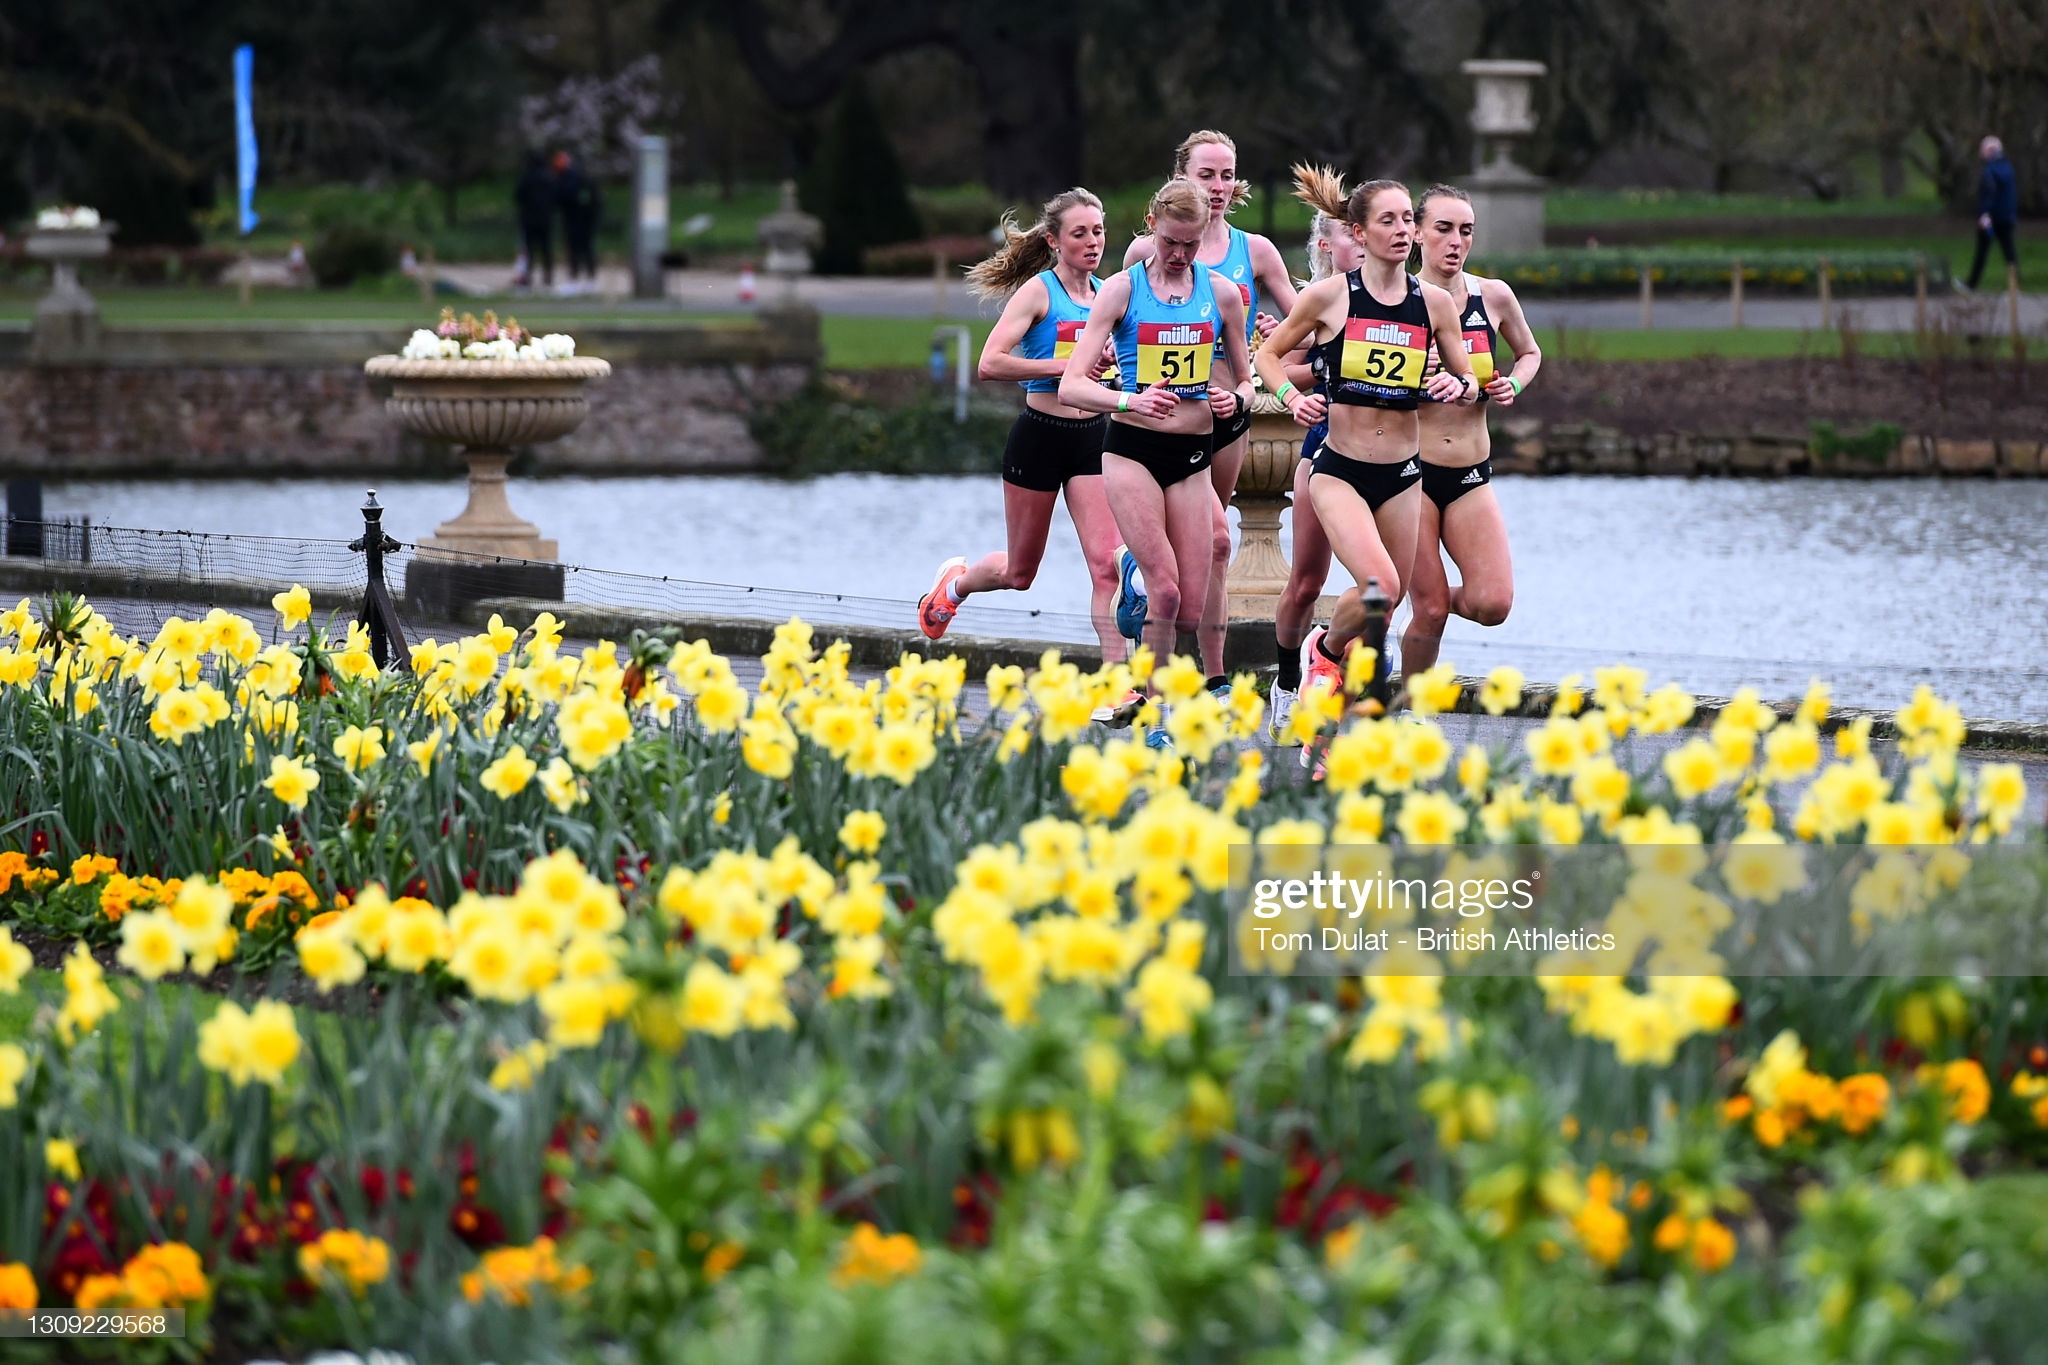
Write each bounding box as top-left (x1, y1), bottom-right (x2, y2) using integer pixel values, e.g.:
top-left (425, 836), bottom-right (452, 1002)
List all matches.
top-left (28, 829), bottom-right (49, 855)
top-left (449, 1200), bottom-right (504, 1248)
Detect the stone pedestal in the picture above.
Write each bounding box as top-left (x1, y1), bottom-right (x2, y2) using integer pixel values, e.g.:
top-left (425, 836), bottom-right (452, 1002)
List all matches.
top-left (362, 354), bottom-right (610, 612)
top-left (1466, 161), bottom-right (1547, 255)
top-left (1460, 60), bottom-right (1549, 253)
top-left (26, 228), bottom-right (113, 364)
top-left (1222, 399), bottom-right (1340, 672)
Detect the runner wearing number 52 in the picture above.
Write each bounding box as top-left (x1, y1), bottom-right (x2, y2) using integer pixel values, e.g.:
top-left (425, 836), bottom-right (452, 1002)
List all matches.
top-left (1060, 180), bottom-right (1252, 737)
top-left (1401, 183), bottom-right (1541, 676)
top-left (1253, 167), bottom-right (1475, 704)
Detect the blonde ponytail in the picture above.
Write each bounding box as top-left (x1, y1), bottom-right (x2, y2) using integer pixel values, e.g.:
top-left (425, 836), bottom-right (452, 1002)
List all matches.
top-left (1294, 163), bottom-right (1411, 229)
top-left (1292, 163), bottom-right (1350, 220)
top-left (1173, 129), bottom-right (1254, 211)
top-left (963, 188), bottom-right (1105, 301)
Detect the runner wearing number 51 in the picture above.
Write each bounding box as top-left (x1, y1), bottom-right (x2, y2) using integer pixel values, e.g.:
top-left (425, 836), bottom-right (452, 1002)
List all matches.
top-left (1060, 179), bottom-right (1253, 747)
top-left (1253, 167), bottom-right (1475, 710)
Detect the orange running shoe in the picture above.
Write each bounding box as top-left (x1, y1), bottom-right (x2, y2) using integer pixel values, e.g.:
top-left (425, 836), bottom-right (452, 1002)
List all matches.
top-left (917, 557), bottom-right (968, 640)
top-left (1302, 626), bottom-right (1349, 702)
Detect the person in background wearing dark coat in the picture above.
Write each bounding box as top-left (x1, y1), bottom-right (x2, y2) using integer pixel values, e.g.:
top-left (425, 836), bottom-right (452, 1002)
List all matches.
top-left (555, 151), bottom-right (601, 288)
top-left (1965, 134), bottom-right (2019, 291)
top-left (515, 150), bottom-right (556, 288)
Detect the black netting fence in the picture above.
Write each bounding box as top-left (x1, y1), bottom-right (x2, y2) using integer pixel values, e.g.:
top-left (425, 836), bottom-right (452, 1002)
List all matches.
top-left (5, 496), bottom-right (2048, 729)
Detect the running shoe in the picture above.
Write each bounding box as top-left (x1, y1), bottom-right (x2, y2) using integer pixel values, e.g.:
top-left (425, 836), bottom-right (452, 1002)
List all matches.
top-left (1268, 684), bottom-right (1299, 747)
top-left (916, 556), bottom-right (968, 641)
top-left (1090, 689), bottom-right (1144, 727)
top-left (1144, 724), bottom-right (1175, 752)
top-left (1302, 626), bottom-right (1348, 702)
top-left (1112, 545), bottom-right (1148, 642)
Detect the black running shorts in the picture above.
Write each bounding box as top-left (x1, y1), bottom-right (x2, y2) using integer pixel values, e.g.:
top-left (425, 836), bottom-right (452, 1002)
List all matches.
top-left (1210, 403), bottom-right (1253, 455)
top-left (1103, 420), bottom-right (1214, 489)
top-left (1421, 458), bottom-right (1493, 511)
top-left (1001, 408), bottom-right (1109, 492)
top-left (1310, 447), bottom-right (1422, 511)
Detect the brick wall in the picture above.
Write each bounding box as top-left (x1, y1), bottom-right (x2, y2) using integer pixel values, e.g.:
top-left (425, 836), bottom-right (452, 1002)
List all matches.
top-left (0, 315), bottom-right (817, 477)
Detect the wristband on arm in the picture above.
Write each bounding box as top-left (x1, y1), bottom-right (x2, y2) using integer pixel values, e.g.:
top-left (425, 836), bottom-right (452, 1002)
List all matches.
top-left (1507, 375), bottom-right (1524, 396)
top-left (1275, 380), bottom-right (1298, 404)
top-left (1118, 392), bottom-right (1130, 412)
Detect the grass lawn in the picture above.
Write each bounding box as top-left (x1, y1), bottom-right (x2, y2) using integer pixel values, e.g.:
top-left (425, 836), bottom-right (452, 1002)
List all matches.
top-left (1531, 327), bottom-right (1942, 361)
top-left (822, 315), bottom-right (994, 370)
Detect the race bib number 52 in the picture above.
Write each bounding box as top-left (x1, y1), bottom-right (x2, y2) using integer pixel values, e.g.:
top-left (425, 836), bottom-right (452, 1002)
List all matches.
top-left (1137, 321), bottom-right (1215, 392)
top-left (1462, 328), bottom-right (1496, 386)
top-left (1340, 318), bottom-right (1428, 390)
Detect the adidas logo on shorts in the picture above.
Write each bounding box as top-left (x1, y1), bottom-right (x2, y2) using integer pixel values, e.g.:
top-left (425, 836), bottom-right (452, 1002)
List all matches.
top-left (1400, 459), bottom-right (1419, 476)
top-left (1461, 468), bottom-right (1483, 485)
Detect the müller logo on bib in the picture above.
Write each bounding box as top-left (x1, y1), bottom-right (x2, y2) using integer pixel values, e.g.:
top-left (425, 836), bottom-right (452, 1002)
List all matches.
top-left (1354, 320), bottom-right (1426, 348)
top-left (1141, 323), bottom-right (1212, 348)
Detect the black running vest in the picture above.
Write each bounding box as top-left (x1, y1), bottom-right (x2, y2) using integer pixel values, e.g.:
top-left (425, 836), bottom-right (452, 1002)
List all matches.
top-left (1316, 270), bottom-right (1434, 411)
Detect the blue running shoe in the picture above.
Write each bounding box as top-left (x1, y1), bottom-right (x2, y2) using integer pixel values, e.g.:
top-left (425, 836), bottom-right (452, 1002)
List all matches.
top-left (1144, 724), bottom-right (1174, 752)
top-left (1112, 544), bottom-right (1148, 642)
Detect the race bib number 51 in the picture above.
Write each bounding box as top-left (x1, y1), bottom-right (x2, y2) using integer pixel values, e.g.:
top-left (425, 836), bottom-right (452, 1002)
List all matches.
top-left (1137, 321), bottom-right (1215, 393)
top-left (1340, 318), bottom-right (1428, 390)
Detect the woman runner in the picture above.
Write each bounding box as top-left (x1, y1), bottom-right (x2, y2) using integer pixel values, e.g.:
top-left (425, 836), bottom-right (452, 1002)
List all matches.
top-left (916, 190), bottom-right (1127, 662)
top-left (1060, 179), bottom-right (1253, 747)
top-left (1120, 130), bottom-right (1297, 692)
top-left (1399, 184), bottom-right (1541, 675)
top-left (1268, 208), bottom-right (1367, 744)
top-left (1253, 167), bottom-right (1474, 711)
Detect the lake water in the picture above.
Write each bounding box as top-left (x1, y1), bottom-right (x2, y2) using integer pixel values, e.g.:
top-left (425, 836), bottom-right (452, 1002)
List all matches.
top-left (41, 474), bottom-right (2048, 720)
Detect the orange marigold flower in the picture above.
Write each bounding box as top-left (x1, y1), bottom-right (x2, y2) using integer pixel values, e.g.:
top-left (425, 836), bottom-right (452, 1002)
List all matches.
top-left (1690, 1218), bottom-right (1736, 1273)
top-left (1837, 1073), bottom-right (1891, 1135)
top-left (832, 1222), bottom-right (923, 1286)
top-left (0, 1262), bottom-right (36, 1314)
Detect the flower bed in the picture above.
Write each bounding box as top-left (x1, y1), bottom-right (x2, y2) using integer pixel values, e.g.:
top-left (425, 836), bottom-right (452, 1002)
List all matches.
top-left (0, 590), bottom-right (2044, 1361)
top-left (1471, 247), bottom-right (1946, 296)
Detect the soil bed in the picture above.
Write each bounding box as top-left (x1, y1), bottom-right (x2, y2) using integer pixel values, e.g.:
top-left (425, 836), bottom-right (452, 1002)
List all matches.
top-left (1514, 356), bottom-right (2048, 442)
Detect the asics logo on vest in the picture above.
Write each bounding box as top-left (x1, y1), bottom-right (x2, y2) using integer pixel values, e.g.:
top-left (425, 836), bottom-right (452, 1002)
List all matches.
top-left (1461, 468), bottom-right (1483, 485)
top-left (1400, 459), bottom-right (1420, 476)
top-left (1357, 322), bottom-right (1416, 346)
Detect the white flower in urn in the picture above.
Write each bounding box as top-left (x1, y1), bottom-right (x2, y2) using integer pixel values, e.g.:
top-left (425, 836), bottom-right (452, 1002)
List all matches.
top-left (35, 205), bottom-right (101, 230)
top-left (401, 329), bottom-right (443, 360)
top-left (539, 333), bottom-right (576, 359)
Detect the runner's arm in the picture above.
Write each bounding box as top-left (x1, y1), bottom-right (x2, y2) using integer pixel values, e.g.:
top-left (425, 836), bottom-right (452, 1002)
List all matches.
top-left (1254, 277), bottom-right (1340, 426)
top-left (1419, 282), bottom-right (1475, 404)
top-left (1209, 276), bottom-right (1254, 418)
top-left (1057, 275), bottom-right (1177, 418)
top-left (975, 278), bottom-right (1059, 383)
top-left (1247, 232), bottom-right (1299, 335)
top-left (1123, 234), bottom-right (1156, 269)
top-left (1482, 278), bottom-right (1542, 405)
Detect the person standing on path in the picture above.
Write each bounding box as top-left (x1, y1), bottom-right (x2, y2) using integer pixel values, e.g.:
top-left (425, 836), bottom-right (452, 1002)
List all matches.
top-left (514, 150), bottom-right (557, 289)
top-left (556, 151), bottom-right (602, 289)
top-left (1965, 135), bottom-right (2019, 291)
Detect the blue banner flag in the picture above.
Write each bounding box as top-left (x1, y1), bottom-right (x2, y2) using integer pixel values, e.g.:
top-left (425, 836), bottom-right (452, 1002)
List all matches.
top-left (234, 44), bottom-right (258, 235)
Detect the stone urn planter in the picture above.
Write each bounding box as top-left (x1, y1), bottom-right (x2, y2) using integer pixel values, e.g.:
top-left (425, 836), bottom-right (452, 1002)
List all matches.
top-left (1221, 394), bottom-right (1341, 670)
top-left (25, 224), bottom-right (115, 361)
top-left (362, 354), bottom-right (611, 613)
top-left (1228, 395), bottom-right (1303, 615)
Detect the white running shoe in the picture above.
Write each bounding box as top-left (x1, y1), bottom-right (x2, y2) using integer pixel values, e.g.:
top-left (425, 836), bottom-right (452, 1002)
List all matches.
top-left (1269, 684), bottom-right (1299, 747)
top-left (1089, 689), bottom-right (1144, 728)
